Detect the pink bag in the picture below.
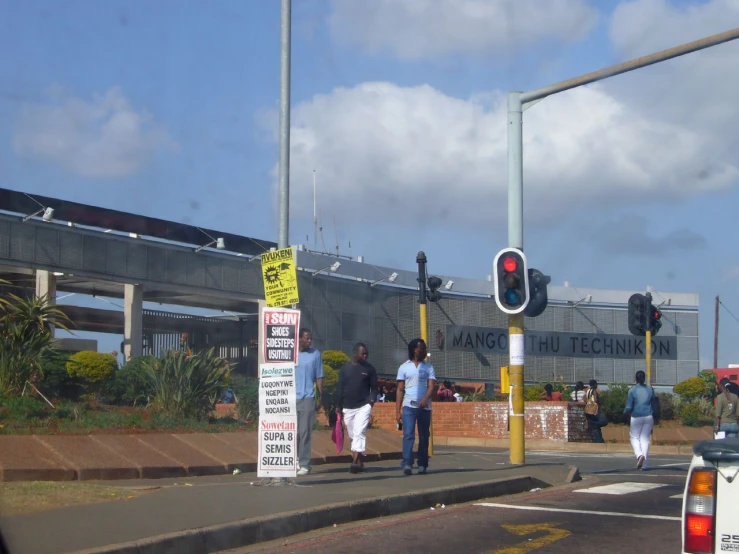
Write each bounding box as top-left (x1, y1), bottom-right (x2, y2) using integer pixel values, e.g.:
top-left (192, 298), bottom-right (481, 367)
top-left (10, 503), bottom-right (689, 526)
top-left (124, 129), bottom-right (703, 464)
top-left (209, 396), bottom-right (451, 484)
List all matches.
top-left (331, 411), bottom-right (344, 454)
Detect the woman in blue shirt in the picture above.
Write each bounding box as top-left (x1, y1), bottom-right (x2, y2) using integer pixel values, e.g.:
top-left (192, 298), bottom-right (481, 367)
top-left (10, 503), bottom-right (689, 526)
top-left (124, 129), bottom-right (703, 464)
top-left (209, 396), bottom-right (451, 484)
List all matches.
top-left (624, 370), bottom-right (654, 470)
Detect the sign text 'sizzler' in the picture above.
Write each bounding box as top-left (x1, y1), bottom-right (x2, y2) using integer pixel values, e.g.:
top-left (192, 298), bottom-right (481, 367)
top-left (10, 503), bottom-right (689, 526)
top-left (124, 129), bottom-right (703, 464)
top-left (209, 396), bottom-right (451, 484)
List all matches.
top-left (446, 325), bottom-right (678, 361)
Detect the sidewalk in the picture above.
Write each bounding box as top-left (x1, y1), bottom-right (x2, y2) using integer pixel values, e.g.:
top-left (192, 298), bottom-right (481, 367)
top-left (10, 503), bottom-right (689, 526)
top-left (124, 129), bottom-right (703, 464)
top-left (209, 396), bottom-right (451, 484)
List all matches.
top-left (0, 451), bottom-right (578, 554)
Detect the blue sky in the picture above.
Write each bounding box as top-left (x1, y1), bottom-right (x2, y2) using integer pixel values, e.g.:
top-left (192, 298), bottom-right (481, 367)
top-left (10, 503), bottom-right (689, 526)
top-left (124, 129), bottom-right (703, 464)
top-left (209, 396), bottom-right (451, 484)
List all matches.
top-left (1, 0), bottom-right (738, 368)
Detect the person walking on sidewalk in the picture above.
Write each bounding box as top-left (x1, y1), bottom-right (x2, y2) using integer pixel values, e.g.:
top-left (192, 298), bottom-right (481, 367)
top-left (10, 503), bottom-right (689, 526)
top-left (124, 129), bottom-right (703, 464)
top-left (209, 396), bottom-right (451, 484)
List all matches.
top-left (295, 328), bottom-right (323, 476)
top-left (715, 377), bottom-right (739, 438)
top-left (624, 370), bottom-right (655, 470)
top-left (335, 343), bottom-right (378, 473)
top-left (584, 379), bottom-right (605, 443)
top-left (396, 338), bottom-right (437, 476)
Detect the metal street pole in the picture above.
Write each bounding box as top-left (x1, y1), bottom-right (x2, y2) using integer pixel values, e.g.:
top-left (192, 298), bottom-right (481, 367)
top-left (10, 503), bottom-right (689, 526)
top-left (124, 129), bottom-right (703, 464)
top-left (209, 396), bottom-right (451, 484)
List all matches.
top-left (506, 26), bottom-right (739, 465)
top-left (416, 252), bottom-right (434, 456)
top-left (645, 293), bottom-right (653, 387)
top-left (277, 0), bottom-right (292, 249)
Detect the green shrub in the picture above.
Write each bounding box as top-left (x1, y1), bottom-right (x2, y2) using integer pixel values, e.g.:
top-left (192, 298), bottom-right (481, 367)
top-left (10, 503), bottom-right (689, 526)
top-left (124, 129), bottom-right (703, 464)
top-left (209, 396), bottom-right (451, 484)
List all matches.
top-left (66, 351), bottom-right (117, 384)
top-left (524, 385), bottom-right (544, 401)
top-left (101, 356), bottom-right (154, 406)
top-left (38, 356), bottom-right (82, 400)
top-left (699, 370), bottom-right (718, 399)
top-left (679, 401), bottom-right (703, 427)
top-left (322, 350), bottom-right (350, 372)
top-left (674, 377), bottom-right (705, 401)
top-left (142, 348), bottom-right (230, 420)
top-left (599, 384), bottom-right (630, 425)
top-left (233, 377), bottom-right (259, 423)
top-left (0, 395), bottom-right (50, 421)
top-left (656, 393), bottom-right (676, 421)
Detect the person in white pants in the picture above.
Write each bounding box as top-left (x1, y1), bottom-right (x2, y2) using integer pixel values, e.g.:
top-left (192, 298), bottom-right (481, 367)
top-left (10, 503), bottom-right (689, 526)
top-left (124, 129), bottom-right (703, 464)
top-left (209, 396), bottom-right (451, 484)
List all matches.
top-left (335, 343), bottom-right (378, 473)
top-left (623, 370), bottom-right (655, 470)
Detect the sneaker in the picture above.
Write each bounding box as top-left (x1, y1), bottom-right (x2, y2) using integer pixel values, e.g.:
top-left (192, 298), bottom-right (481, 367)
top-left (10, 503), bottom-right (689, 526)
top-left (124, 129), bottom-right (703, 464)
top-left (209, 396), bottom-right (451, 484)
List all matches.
top-left (418, 466), bottom-right (428, 475)
top-left (636, 456), bottom-right (645, 470)
top-left (297, 467), bottom-right (311, 476)
top-left (402, 466), bottom-right (412, 476)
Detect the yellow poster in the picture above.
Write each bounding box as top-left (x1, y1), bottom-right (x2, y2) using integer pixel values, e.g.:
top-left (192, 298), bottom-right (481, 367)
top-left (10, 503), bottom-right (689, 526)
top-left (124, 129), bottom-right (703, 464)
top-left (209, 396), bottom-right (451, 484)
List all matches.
top-left (260, 247), bottom-right (300, 307)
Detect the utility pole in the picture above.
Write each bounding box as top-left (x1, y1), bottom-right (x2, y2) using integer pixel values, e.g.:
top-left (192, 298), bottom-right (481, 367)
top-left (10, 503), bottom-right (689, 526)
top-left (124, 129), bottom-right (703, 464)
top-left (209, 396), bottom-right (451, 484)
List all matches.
top-left (506, 26), bottom-right (739, 466)
top-left (714, 295), bottom-right (720, 369)
top-left (277, 0), bottom-right (291, 249)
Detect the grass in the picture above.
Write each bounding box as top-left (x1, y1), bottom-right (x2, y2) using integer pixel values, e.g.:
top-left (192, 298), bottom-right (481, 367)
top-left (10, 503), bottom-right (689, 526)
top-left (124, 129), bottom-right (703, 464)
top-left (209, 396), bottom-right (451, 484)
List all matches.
top-left (0, 396), bottom-right (253, 435)
top-left (0, 481), bottom-right (156, 515)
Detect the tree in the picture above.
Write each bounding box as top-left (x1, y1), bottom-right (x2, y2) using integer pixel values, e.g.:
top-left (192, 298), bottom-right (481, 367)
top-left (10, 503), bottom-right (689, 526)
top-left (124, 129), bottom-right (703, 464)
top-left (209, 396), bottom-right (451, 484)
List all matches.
top-left (0, 282), bottom-right (71, 396)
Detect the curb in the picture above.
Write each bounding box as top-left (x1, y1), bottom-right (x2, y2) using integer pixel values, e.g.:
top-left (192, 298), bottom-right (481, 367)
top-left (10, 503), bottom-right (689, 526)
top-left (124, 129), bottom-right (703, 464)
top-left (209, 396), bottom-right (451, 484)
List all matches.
top-left (69, 474), bottom-right (559, 554)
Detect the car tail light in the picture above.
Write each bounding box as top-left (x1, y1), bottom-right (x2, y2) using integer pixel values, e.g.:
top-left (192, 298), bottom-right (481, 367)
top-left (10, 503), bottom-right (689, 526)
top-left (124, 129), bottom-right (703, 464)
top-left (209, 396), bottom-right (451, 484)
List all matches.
top-left (684, 467), bottom-right (717, 553)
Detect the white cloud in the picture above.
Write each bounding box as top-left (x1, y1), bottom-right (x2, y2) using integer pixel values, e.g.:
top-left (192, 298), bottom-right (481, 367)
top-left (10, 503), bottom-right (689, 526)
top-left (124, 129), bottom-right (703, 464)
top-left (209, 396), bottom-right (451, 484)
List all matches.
top-left (14, 86), bottom-right (177, 179)
top-left (328, 0), bottom-right (599, 60)
top-left (272, 80), bottom-right (737, 228)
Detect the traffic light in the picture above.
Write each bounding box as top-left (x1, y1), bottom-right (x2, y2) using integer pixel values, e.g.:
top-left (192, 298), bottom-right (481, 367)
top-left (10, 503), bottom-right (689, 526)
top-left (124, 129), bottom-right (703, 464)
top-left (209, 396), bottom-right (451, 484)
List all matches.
top-left (627, 293), bottom-right (649, 336)
top-left (493, 248), bottom-right (529, 314)
top-left (650, 306), bottom-right (662, 336)
top-left (427, 275), bottom-right (442, 302)
top-left (524, 268), bottom-right (550, 318)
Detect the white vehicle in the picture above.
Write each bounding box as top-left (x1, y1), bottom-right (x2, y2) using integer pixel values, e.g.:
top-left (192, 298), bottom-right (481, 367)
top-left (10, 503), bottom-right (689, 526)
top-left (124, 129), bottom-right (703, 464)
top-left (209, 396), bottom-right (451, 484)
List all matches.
top-left (682, 438), bottom-right (739, 553)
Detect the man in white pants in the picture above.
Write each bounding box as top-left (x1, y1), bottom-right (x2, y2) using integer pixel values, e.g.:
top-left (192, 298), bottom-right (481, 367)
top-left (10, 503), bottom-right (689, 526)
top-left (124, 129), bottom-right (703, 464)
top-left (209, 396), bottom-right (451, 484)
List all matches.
top-left (624, 370), bottom-right (655, 470)
top-left (335, 343), bottom-right (378, 473)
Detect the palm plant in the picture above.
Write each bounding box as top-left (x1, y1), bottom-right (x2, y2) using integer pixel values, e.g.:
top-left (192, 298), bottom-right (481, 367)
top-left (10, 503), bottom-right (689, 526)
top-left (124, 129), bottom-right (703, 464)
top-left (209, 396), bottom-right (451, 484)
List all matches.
top-left (0, 281), bottom-right (71, 396)
top-left (141, 348), bottom-right (230, 420)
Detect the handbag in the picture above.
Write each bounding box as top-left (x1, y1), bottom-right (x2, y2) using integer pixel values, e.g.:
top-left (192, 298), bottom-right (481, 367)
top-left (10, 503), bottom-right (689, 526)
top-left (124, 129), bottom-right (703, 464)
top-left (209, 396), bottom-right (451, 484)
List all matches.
top-left (584, 389), bottom-right (599, 416)
top-left (331, 411), bottom-right (345, 454)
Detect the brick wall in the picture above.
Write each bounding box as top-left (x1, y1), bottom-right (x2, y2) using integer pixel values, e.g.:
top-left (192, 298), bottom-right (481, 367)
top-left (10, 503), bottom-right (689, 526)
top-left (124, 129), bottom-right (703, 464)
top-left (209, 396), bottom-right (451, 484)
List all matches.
top-left (370, 401), bottom-right (592, 442)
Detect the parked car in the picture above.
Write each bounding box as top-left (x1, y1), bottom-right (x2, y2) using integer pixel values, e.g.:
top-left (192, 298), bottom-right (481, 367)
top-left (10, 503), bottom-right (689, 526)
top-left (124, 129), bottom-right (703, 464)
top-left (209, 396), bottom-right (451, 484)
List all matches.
top-left (682, 438), bottom-right (739, 553)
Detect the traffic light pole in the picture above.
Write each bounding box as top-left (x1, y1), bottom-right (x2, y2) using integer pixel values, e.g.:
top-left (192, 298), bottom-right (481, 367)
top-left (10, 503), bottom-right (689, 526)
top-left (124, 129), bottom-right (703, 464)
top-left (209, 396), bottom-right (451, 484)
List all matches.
top-left (416, 252), bottom-right (434, 457)
top-left (506, 26), bottom-right (739, 466)
top-left (645, 293), bottom-right (653, 387)
top-left (508, 313), bottom-right (525, 464)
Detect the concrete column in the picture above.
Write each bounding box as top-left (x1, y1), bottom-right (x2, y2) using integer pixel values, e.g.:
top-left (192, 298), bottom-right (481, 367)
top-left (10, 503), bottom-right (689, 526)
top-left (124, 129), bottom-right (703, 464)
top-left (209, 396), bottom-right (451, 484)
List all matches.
top-left (35, 270), bottom-right (57, 302)
top-left (35, 270), bottom-right (57, 337)
top-left (123, 284), bottom-right (143, 361)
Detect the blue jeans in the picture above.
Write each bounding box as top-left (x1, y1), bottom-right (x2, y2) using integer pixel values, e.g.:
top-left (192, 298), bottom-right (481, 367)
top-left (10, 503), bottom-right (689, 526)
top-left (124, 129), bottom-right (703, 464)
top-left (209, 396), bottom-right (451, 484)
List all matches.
top-left (719, 422), bottom-right (739, 438)
top-left (402, 406), bottom-right (431, 469)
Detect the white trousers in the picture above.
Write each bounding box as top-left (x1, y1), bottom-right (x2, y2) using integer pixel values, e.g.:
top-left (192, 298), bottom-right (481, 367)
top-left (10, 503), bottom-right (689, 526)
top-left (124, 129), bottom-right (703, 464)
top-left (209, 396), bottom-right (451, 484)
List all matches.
top-left (629, 415), bottom-right (654, 465)
top-left (343, 403), bottom-right (372, 454)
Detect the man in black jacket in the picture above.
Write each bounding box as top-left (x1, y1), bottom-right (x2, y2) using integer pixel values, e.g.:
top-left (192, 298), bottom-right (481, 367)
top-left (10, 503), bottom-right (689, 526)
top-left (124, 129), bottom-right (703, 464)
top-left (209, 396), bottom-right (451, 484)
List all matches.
top-left (335, 343), bottom-right (378, 473)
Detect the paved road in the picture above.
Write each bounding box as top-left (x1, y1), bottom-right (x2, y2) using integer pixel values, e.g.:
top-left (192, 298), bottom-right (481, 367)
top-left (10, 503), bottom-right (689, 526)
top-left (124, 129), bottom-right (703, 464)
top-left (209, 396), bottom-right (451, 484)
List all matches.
top-left (226, 447), bottom-right (689, 554)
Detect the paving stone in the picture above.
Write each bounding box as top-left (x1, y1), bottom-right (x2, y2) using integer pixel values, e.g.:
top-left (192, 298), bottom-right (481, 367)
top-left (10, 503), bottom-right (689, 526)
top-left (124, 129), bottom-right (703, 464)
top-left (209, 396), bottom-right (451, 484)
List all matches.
top-left (36, 435), bottom-right (138, 481)
top-left (0, 436), bottom-right (74, 482)
top-left (91, 435), bottom-right (186, 479)
top-left (135, 435), bottom-right (226, 476)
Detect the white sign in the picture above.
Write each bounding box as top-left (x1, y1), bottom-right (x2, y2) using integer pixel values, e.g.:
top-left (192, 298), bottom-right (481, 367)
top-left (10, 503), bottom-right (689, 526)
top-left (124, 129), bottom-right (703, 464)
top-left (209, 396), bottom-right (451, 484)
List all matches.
top-left (258, 364), bottom-right (296, 417)
top-left (510, 334), bottom-right (525, 366)
top-left (257, 356), bottom-right (298, 478)
top-left (258, 419), bottom-right (297, 477)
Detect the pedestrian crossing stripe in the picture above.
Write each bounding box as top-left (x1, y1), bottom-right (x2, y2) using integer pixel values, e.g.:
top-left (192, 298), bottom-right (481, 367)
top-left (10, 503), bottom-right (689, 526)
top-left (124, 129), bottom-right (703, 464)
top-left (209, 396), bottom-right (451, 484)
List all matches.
top-left (574, 482), bottom-right (668, 495)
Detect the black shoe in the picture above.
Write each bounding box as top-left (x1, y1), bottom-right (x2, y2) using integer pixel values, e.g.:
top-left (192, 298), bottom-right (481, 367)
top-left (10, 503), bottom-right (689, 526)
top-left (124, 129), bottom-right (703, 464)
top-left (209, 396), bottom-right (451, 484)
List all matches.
top-left (349, 463), bottom-right (360, 474)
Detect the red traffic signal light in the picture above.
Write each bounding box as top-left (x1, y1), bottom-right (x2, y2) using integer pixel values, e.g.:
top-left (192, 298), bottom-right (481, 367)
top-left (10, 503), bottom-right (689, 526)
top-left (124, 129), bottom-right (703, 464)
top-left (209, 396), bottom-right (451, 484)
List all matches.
top-left (493, 248), bottom-right (529, 315)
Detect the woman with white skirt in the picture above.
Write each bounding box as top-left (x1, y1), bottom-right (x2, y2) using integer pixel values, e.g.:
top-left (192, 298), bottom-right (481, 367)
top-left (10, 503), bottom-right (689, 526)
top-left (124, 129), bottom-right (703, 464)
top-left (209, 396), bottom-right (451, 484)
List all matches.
top-left (623, 370), bottom-right (655, 470)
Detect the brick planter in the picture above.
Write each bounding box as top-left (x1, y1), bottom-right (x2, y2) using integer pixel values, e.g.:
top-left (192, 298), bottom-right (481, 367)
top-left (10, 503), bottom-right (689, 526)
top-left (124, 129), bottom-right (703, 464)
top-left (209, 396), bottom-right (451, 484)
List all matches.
top-left (370, 401), bottom-right (591, 442)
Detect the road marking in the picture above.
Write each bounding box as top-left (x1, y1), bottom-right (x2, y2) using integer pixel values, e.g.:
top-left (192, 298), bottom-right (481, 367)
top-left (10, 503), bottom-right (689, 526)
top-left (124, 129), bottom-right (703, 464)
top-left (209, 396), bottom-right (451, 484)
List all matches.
top-left (475, 503), bottom-right (681, 521)
top-left (573, 482), bottom-right (667, 495)
top-left (486, 522), bottom-right (571, 554)
top-left (670, 494), bottom-right (684, 499)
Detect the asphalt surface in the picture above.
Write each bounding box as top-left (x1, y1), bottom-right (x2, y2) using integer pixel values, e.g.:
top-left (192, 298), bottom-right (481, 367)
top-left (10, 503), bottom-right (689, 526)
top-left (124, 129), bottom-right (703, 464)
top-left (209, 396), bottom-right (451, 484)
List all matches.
top-left (225, 447), bottom-right (690, 554)
top-left (0, 448), bottom-right (573, 554)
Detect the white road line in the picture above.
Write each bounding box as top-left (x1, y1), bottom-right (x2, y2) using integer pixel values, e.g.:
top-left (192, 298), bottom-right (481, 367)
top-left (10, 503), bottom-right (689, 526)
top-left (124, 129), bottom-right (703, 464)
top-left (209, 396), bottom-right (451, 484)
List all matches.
top-left (591, 473), bottom-right (685, 477)
top-left (574, 482), bottom-right (667, 495)
top-left (475, 503), bottom-right (681, 521)
top-left (670, 494), bottom-right (684, 499)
